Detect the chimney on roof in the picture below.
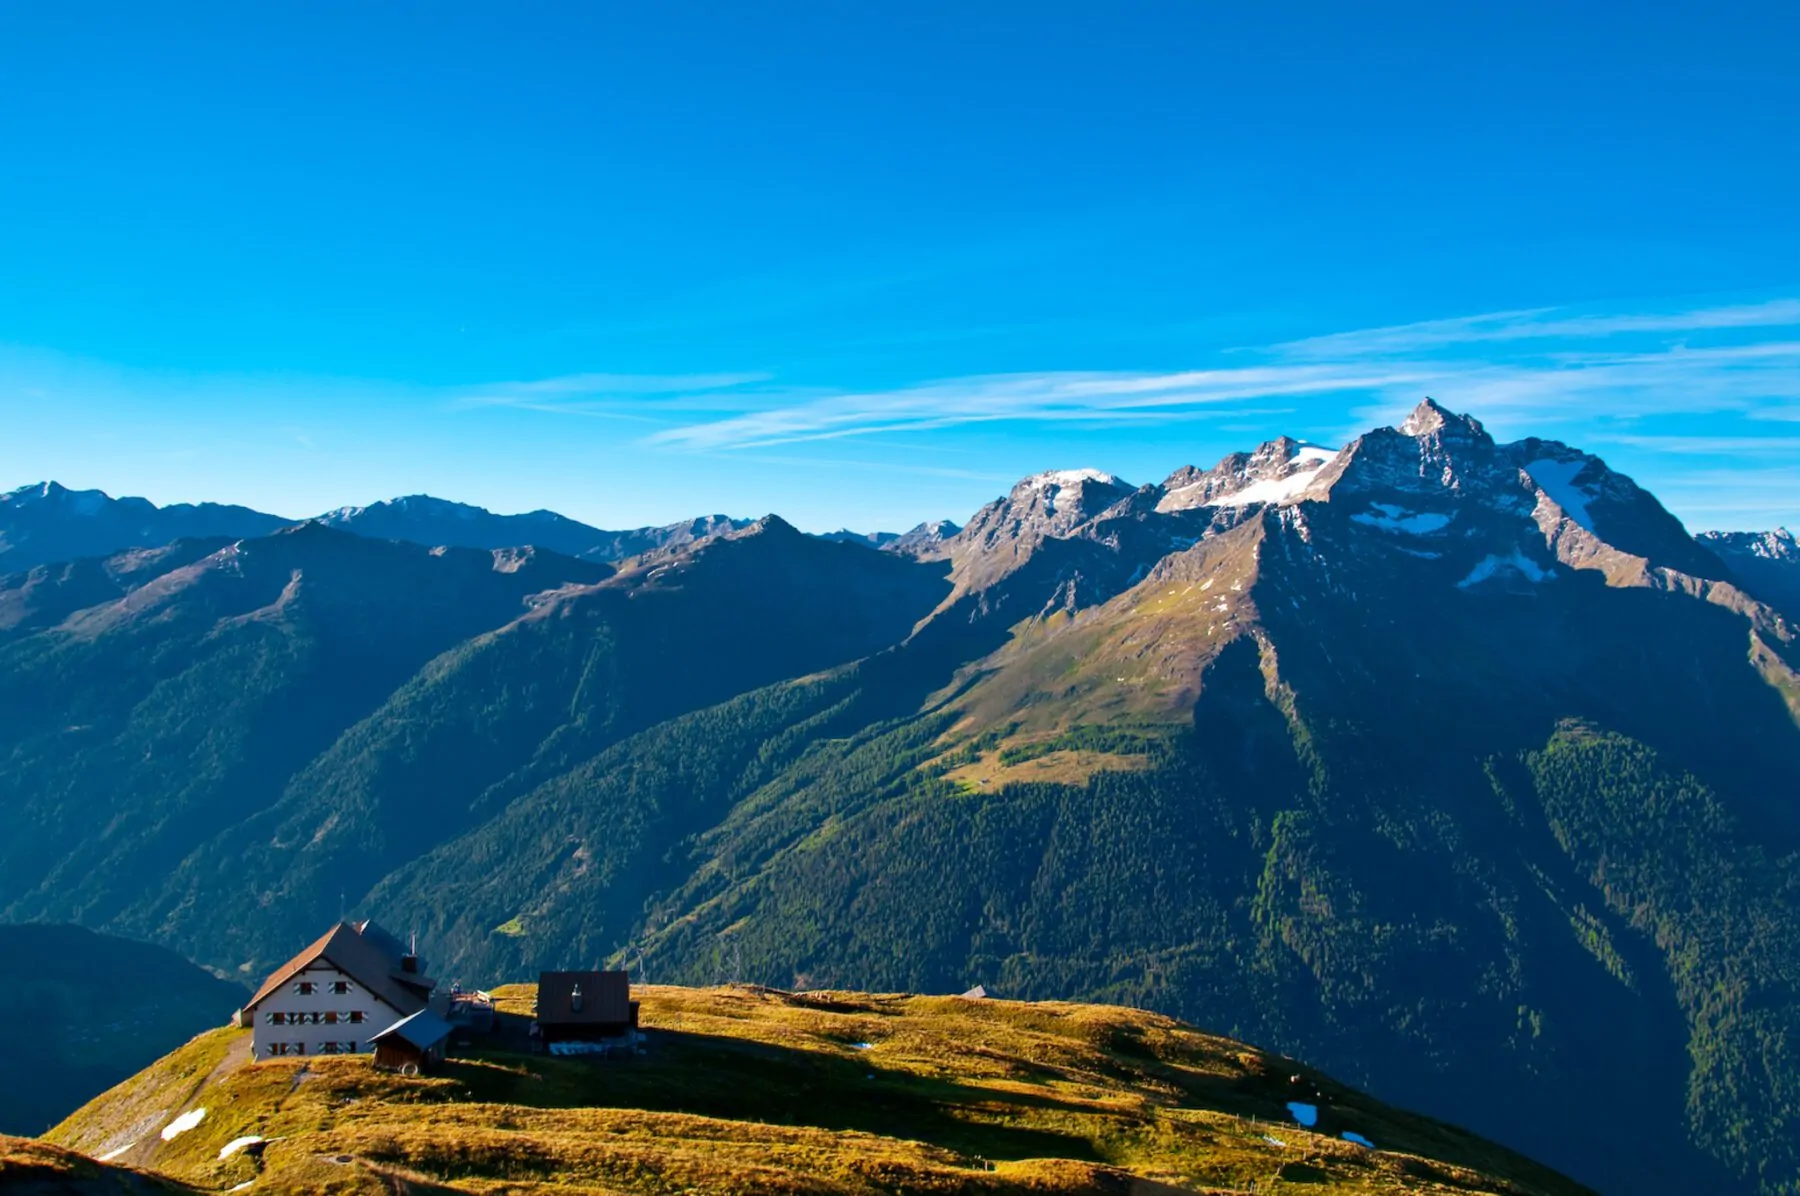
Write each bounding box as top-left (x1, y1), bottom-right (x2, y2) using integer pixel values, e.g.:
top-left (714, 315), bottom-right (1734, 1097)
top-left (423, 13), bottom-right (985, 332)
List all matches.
top-left (401, 954), bottom-right (419, 974)
top-left (571, 982), bottom-right (584, 1013)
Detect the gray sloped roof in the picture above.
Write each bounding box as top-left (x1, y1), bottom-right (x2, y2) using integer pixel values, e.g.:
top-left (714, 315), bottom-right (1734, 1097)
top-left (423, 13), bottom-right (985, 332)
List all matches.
top-left (368, 1007), bottom-right (454, 1051)
top-left (354, 919), bottom-right (416, 967)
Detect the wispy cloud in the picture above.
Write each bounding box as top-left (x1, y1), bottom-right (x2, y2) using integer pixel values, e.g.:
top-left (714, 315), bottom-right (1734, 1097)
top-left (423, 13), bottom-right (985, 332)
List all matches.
top-left (643, 366), bottom-right (1434, 451)
top-left (1645, 467), bottom-right (1800, 530)
top-left (1276, 298), bottom-right (1800, 358)
top-left (451, 371), bottom-right (771, 419)
top-left (688, 450), bottom-right (1014, 483)
top-left (1592, 433), bottom-right (1800, 457)
top-left (635, 299), bottom-right (1800, 452)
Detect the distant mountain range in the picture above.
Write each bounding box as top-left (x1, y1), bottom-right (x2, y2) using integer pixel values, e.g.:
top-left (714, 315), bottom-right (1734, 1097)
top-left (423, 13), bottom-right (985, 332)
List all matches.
top-left (0, 483), bottom-right (290, 571)
top-left (0, 482), bottom-right (960, 573)
top-left (3, 400), bottom-right (1799, 1194)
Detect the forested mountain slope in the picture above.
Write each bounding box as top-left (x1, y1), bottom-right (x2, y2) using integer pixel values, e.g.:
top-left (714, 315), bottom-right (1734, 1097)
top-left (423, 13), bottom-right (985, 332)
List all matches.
top-left (3, 401), bottom-right (1798, 1194)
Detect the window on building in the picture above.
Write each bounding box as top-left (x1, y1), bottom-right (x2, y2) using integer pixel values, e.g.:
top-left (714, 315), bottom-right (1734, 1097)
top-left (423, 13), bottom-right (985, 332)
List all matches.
top-left (264, 1012), bottom-right (277, 1025)
top-left (296, 981), bottom-right (316, 995)
top-left (324, 1011), bottom-right (339, 1025)
top-left (330, 981), bottom-right (353, 995)
top-left (349, 1011), bottom-right (365, 1024)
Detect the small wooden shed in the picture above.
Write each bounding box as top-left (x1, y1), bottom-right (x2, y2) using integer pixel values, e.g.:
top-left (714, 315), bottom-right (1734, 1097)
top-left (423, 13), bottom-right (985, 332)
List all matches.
top-left (369, 1008), bottom-right (454, 1073)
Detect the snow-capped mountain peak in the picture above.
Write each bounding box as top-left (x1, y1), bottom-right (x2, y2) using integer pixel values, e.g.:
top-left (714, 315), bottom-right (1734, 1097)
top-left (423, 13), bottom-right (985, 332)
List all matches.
top-left (3, 481), bottom-right (131, 517)
top-left (997, 468), bottom-right (1135, 529)
top-left (1020, 467), bottom-right (1125, 491)
top-left (1726, 527), bottom-right (1799, 561)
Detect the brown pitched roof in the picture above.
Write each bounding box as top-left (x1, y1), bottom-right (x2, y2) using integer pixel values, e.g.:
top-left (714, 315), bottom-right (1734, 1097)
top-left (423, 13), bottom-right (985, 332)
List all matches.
top-left (536, 970), bottom-right (631, 1025)
top-left (242, 922), bottom-right (431, 1017)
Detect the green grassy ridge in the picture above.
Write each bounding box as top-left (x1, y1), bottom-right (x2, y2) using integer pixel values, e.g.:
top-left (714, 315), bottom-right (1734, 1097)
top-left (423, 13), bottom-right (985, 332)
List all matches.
top-left (39, 985), bottom-right (1590, 1196)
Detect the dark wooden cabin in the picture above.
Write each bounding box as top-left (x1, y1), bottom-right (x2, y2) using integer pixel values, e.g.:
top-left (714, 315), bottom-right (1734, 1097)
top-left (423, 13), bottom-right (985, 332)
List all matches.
top-left (535, 970), bottom-right (638, 1046)
top-left (368, 1008), bottom-right (454, 1073)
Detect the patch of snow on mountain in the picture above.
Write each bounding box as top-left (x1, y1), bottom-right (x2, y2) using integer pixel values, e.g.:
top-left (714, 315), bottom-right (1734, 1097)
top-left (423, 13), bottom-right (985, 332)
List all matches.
top-left (1351, 503), bottom-right (1453, 535)
top-left (161, 1107), bottom-right (206, 1140)
top-left (220, 1136), bottom-right (266, 1159)
top-left (1204, 454), bottom-right (1337, 508)
top-left (1286, 1101), bottom-right (1319, 1127)
top-left (1457, 551), bottom-right (1553, 588)
top-left (1735, 528), bottom-right (1798, 559)
top-left (1523, 458), bottom-right (1597, 529)
top-left (1342, 1131), bottom-right (1375, 1148)
top-left (97, 1142), bottom-right (136, 1162)
top-left (1024, 468), bottom-right (1123, 491)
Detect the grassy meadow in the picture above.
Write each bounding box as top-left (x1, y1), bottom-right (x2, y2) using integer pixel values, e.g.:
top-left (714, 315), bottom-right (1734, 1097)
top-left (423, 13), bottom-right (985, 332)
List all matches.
top-left (25, 984), bottom-right (1590, 1195)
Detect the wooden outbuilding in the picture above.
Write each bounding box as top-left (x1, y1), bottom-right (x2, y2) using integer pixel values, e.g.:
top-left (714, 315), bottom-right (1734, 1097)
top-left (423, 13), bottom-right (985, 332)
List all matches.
top-left (535, 970), bottom-right (638, 1050)
top-left (368, 1008), bottom-right (454, 1073)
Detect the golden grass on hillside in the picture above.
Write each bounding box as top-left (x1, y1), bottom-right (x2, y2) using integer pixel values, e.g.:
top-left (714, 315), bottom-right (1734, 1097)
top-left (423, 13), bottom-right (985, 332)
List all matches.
top-left (0, 1133), bottom-right (197, 1194)
top-left (942, 747), bottom-right (1154, 791)
top-left (33, 985), bottom-right (1594, 1196)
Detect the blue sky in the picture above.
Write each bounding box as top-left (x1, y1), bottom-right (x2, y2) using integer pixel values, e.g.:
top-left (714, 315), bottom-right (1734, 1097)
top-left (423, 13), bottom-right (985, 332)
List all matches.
top-left (2, 2), bottom-right (1797, 533)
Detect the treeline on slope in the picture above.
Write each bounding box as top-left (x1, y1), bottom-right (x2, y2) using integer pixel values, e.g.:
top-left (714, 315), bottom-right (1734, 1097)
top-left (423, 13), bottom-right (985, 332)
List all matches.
top-left (1515, 726), bottom-right (1800, 1195)
top-left (0, 521), bottom-right (954, 978)
top-left (142, 524), bottom-right (953, 973)
top-left (362, 630), bottom-right (1007, 984)
top-left (608, 639), bottom-right (1763, 1196)
top-left (73, 558), bottom-right (1770, 1196)
top-left (0, 526), bottom-right (609, 942)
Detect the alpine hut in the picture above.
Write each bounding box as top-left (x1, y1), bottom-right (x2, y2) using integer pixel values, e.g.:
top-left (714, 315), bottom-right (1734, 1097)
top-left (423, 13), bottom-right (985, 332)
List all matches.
top-left (235, 920), bottom-right (435, 1061)
top-left (535, 970), bottom-right (638, 1054)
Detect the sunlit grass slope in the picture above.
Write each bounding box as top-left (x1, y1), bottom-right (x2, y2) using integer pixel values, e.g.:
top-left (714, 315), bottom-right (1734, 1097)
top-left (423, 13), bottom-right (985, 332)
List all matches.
top-left (34, 985), bottom-right (1589, 1196)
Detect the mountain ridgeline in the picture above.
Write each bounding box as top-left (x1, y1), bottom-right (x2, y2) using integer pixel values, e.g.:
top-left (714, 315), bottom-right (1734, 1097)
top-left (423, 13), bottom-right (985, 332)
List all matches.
top-left (3, 401), bottom-right (1799, 1195)
top-left (0, 482), bottom-right (959, 572)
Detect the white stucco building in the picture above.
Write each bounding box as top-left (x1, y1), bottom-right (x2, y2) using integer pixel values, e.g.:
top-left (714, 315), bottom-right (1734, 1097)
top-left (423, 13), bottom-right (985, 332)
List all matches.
top-left (236, 920), bottom-right (435, 1061)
